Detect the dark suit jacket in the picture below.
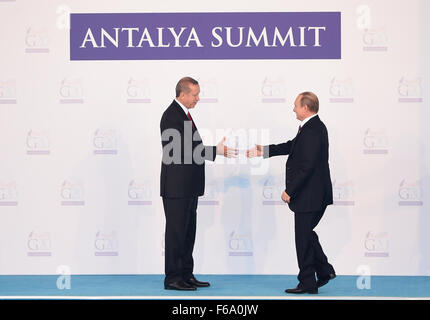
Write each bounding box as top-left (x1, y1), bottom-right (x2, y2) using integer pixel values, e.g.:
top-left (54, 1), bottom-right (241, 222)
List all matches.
top-left (160, 100), bottom-right (216, 198)
top-left (264, 115), bottom-right (333, 212)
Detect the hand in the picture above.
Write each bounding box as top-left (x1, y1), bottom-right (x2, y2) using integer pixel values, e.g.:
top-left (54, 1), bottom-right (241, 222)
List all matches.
top-left (246, 144), bottom-right (263, 158)
top-left (217, 136), bottom-right (238, 158)
top-left (281, 191), bottom-right (290, 203)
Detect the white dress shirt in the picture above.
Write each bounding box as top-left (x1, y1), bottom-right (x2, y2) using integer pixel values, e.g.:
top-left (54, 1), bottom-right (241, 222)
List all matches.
top-left (300, 113), bottom-right (318, 128)
top-left (175, 98), bottom-right (190, 116)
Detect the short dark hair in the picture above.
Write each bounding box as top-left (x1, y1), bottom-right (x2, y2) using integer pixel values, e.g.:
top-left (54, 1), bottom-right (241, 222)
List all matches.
top-left (175, 77), bottom-right (199, 97)
top-left (299, 91), bottom-right (319, 113)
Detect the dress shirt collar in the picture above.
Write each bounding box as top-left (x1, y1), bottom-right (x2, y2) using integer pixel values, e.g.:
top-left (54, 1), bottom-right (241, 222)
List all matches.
top-left (300, 113), bottom-right (318, 128)
top-left (175, 98), bottom-right (190, 116)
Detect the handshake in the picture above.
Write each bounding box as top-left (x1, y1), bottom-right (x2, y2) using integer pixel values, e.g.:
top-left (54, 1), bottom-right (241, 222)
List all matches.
top-left (216, 138), bottom-right (263, 159)
top-left (216, 139), bottom-right (290, 203)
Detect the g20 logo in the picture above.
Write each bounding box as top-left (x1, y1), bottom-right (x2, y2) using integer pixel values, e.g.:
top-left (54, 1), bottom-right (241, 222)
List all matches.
top-left (128, 180), bottom-right (151, 200)
top-left (362, 27), bottom-right (387, 47)
top-left (94, 231), bottom-right (119, 256)
top-left (27, 231), bottom-right (52, 256)
top-left (126, 77), bottom-right (151, 103)
top-left (27, 130), bottom-right (49, 149)
top-left (363, 129), bottom-right (388, 154)
top-left (397, 76), bottom-right (423, 103)
top-left (364, 231), bottom-right (389, 257)
top-left (93, 129), bottom-right (117, 154)
top-left (229, 231), bottom-right (253, 256)
top-left (26, 130), bottom-right (50, 155)
top-left (59, 77), bottom-right (84, 103)
top-left (398, 179), bottom-right (422, 206)
top-left (330, 77), bottom-right (353, 97)
top-left (25, 27), bottom-right (49, 49)
top-left (261, 77), bottom-right (286, 102)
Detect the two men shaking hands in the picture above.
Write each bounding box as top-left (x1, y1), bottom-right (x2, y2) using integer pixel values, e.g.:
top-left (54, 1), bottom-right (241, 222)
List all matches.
top-left (160, 77), bottom-right (335, 294)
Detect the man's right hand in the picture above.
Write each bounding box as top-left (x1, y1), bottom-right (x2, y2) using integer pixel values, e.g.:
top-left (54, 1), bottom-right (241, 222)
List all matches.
top-left (216, 137), bottom-right (238, 158)
top-left (246, 144), bottom-right (263, 158)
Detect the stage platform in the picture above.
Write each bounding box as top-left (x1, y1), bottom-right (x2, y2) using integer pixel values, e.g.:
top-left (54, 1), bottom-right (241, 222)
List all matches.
top-left (1, 275), bottom-right (429, 300)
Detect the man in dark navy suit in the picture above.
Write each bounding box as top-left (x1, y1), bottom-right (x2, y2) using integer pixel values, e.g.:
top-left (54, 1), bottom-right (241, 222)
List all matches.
top-left (247, 92), bottom-right (336, 294)
top-left (160, 77), bottom-right (236, 291)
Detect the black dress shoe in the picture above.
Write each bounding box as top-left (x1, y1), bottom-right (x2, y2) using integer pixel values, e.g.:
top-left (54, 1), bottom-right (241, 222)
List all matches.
top-left (182, 281), bottom-right (196, 289)
top-left (316, 273), bottom-right (336, 288)
top-left (164, 281), bottom-right (197, 291)
top-left (185, 276), bottom-right (210, 287)
top-left (285, 286), bottom-right (318, 294)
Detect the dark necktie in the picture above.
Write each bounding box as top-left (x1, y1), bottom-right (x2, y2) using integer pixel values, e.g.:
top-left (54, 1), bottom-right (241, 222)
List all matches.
top-left (298, 125), bottom-right (302, 134)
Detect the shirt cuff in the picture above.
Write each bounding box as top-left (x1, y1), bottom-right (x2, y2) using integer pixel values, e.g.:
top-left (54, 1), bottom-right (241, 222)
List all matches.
top-left (263, 145), bottom-right (270, 158)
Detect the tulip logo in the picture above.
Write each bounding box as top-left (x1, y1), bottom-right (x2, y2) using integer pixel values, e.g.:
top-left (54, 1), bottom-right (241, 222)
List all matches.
top-left (398, 179), bottom-right (423, 206)
top-left (261, 77), bottom-right (286, 103)
top-left (363, 128), bottom-right (388, 154)
top-left (362, 27), bottom-right (388, 51)
top-left (94, 230), bottom-right (119, 256)
top-left (333, 180), bottom-right (355, 206)
top-left (59, 77), bottom-right (84, 104)
top-left (60, 180), bottom-right (85, 206)
top-left (25, 27), bottom-right (50, 53)
top-left (229, 231), bottom-right (253, 256)
top-left (93, 128), bottom-right (117, 154)
top-left (329, 77), bottom-right (354, 103)
top-left (27, 231), bottom-right (52, 257)
top-left (397, 76), bottom-right (423, 103)
top-left (26, 130), bottom-right (50, 155)
top-left (0, 181), bottom-right (18, 206)
top-left (128, 180), bottom-right (152, 205)
top-left (364, 231), bottom-right (389, 257)
top-left (0, 79), bottom-right (17, 104)
top-left (126, 77), bottom-right (151, 103)
top-left (261, 176), bottom-right (285, 205)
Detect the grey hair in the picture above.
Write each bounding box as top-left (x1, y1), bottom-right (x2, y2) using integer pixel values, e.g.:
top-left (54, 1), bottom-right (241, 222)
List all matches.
top-left (175, 77), bottom-right (199, 97)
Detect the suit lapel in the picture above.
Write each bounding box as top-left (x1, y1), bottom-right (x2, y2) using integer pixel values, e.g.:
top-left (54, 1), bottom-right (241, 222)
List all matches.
top-left (290, 133), bottom-right (299, 156)
top-left (289, 115), bottom-right (320, 156)
top-left (172, 100), bottom-right (189, 122)
top-left (172, 100), bottom-right (201, 139)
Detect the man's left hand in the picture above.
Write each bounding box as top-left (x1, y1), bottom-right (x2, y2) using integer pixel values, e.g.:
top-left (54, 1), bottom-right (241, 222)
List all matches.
top-left (281, 191), bottom-right (291, 203)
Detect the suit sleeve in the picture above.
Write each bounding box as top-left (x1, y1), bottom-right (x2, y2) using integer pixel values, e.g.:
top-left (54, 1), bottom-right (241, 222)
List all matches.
top-left (160, 112), bottom-right (187, 164)
top-left (161, 112), bottom-right (217, 164)
top-left (263, 139), bottom-right (295, 158)
top-left (203, 145), bottom-right (217, 161)
top-left (286, 129), bottom-right (321, 198)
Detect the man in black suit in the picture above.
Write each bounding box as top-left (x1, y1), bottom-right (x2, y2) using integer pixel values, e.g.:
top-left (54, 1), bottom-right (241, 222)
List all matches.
top-left (247, 92), bottom-right (336, 294)
top-left (160, 77), bottom-right (236, 291)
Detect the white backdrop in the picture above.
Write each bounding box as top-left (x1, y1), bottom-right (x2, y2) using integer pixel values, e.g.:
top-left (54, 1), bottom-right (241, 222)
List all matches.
top-left (0, 0), bottom-right (429, 276)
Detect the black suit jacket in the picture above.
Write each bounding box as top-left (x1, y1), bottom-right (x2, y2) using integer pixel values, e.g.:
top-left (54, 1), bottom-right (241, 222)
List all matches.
top-left (160, 100), bottom-right (216, 198)
top-left (264, 115), bottom-right (333, 212)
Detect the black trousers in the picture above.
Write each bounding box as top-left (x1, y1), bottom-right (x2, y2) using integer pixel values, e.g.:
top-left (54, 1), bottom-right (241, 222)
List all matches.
top-left (294, 206), bottom-right (335, 289)
top-left (162, 196), bottom-right (198, 285)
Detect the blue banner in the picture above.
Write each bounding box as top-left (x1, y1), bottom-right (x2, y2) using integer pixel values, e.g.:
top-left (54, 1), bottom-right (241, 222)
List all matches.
top-left (70, 12), bottom-right (341, 60)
